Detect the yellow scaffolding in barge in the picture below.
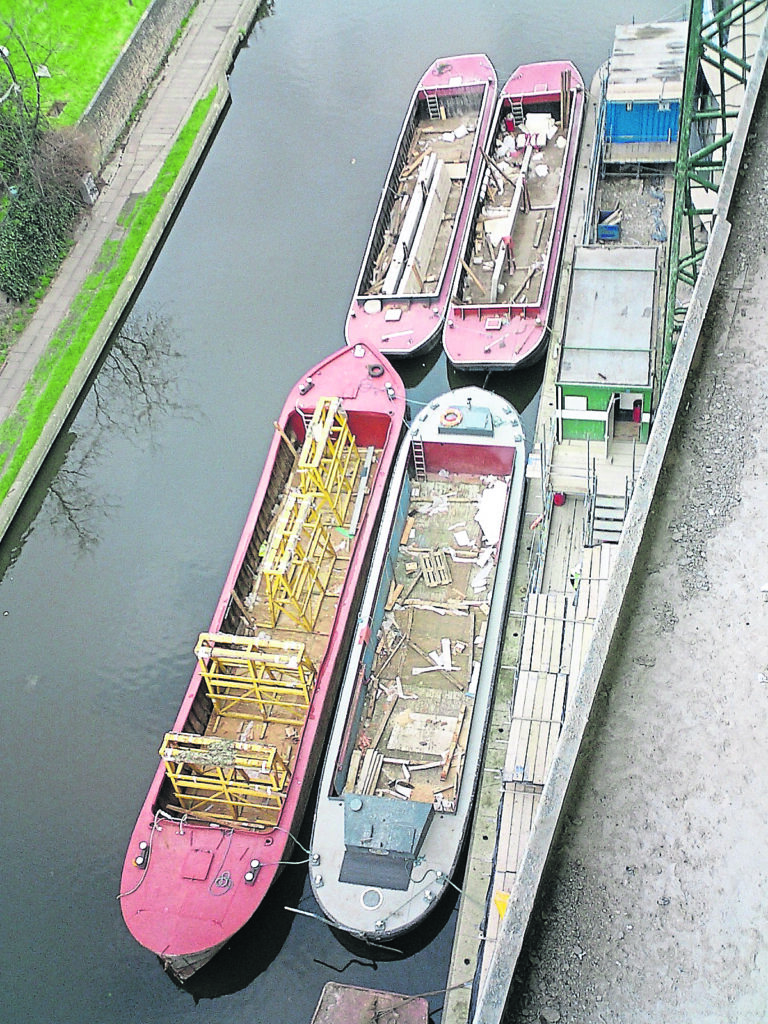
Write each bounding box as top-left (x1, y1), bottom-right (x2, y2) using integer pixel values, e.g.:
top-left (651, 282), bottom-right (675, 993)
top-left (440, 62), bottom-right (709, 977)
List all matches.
top-left (298, 397), bottom-right (362, 525)
top-left (160, 732), bottom-right (289, 827)
top-left (195, 632), bottom-right (316, 727)
top-left (259, 492), bottom-right (337, 631)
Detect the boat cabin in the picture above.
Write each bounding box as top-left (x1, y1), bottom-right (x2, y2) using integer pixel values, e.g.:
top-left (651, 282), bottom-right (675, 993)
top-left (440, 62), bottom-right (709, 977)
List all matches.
top-left (556, 246), bottom-right (656, 445)
top-left (603, 20), bottom-right (686, 164)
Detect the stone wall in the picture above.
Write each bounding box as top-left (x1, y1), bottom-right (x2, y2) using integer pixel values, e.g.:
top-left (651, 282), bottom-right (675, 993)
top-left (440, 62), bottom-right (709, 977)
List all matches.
top-left (80, 0), bottom-right (196, 168)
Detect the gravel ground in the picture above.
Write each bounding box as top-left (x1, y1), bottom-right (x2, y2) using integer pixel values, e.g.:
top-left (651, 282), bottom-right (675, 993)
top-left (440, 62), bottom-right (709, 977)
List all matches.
top-left (503, 85), bottom-right (768, 1024)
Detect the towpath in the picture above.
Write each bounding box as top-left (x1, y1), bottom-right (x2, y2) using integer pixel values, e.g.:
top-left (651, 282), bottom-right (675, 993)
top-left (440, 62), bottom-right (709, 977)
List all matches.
top-left (0, 0), bottom-right (263, 533)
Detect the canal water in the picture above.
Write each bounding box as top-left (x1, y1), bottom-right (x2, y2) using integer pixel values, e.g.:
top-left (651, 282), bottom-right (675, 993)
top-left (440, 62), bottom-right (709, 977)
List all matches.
top-left (0, 2), bottom-right (679, 1021)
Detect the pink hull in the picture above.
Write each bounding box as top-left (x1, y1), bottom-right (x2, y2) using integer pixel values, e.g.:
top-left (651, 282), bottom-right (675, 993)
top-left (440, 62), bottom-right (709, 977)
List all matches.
top-left (119, 343), bottom-right (406, 979)
top-left (443, 60), bottom-right (585, 371)
top-left (346, 54), bottom-right (497, 358)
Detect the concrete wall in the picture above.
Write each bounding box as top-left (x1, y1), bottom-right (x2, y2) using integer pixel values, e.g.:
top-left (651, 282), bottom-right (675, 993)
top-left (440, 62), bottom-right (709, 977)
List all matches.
top-left (81, 0), bottom-right (196, 167)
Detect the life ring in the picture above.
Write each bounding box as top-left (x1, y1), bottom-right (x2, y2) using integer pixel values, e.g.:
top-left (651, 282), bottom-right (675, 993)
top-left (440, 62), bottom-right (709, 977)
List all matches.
top-left (368, 363), bottom-right (384, 378)
top-left (440, 407), bottom-right (463, 428)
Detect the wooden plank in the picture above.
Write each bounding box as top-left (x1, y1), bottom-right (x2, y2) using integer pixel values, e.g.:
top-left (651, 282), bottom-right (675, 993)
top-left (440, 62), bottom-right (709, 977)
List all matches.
top-left (533, 718), bottom-right (554, 784)
top-left (521, 669), bottom-right (539, 721)
top-left (560, 605), bottom-right (575, 676)
top-left (505, 791), bottom-right (527, 873)
top-left (541, 671), bottom-right (558, 725)
top-left (519, 592), bottom-right (537, 670)
top-left (552, 672), bottom-right (568, 724)
top-left (495, 792), bottom-right (516, 870)
top-left (504, 718), bottom-right (530, 780)
top-left (524, 719), bottom-right (541, 782)
top-left (530, 593), bottom-right (547, 672)
top-left (547, 593), bottom-right (566, 672)
top-left (504, 718), bottom-right (525, 777)
top-left (511, 669), bottom-right (531, 721)
top-left (537, 594), bottom-right (556, 674)
top-left (543, 719), bottom-right (562, 776)
top-left (440, 705), bottom-right (467, 780)
top-left (530, 670), bottom-right (548, 723)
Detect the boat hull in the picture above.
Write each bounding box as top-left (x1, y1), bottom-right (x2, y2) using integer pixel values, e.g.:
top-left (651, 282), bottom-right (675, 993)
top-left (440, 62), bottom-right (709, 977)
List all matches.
top-left (309, 387), bottom-right (526, 940)
top-left (443, 60), bottom-right (585, 371)
top-left (346, 54), bottom-right (497, 359)
top-left (119, 343), bottom-right (406, 978)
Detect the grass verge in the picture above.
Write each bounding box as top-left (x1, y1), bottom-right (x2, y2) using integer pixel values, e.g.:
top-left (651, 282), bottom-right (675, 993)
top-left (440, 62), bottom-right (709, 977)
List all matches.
top-left (4, 0), bottom-right (153, 125)
top-left (0, 86), bottom-right (218, 505)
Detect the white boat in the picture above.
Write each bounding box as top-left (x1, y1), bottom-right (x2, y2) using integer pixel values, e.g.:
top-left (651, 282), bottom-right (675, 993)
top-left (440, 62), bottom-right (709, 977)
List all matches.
top-left (309, 386), bottom-right (526, 940)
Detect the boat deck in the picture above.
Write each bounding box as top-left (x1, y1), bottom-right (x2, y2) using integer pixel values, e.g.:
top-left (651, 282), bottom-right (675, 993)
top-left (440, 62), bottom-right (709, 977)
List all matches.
top-left (342, 473), bottom-right (502, 808)
top-left (161, 416), bottom-right (383, 830)
top-left (365, 110), bottom-right (480, 299)
top-left (456, 117), bottom-right (567, 309)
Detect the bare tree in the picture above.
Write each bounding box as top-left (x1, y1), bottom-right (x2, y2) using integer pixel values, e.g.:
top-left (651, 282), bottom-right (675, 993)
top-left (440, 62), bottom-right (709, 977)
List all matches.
top-left (0, 16), bottom-right (94, 300)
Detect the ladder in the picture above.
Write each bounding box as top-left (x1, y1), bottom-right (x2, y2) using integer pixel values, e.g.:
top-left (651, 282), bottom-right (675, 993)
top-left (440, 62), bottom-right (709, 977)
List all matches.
top-left (411, 432), bottom-right (427, 481)
top-left (425, 90), bottom-right (441, 120)
top-left (510, 98), bottom-right (524, 130)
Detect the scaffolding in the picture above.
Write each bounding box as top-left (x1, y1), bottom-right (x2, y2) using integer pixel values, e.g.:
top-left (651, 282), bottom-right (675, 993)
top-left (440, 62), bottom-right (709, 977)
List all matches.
top-left (298, 397), bottom-right (362, 524)
top-left (259, 492), bottom-right (337, 630)
top-left (195, 632), bottom-right (316, 727)
top-left (160, 732), bottom-right (289, 827)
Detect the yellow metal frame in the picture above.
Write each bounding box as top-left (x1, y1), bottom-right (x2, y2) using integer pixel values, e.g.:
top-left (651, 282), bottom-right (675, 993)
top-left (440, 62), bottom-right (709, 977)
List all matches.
top-left (298, 397), bottom-right (362, 524)
top-left (160, 732), bottom-right (289, 827)
top-left (259, 492), bottom-right (337, 630)
top-left (195, 632), bottom-right (316, 726)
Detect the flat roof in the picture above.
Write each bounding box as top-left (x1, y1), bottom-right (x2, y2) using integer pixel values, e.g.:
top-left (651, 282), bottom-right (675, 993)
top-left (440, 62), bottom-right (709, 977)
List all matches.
top-left (558, 246), bottom-right (656, 387)
top-left (606, 21), bottom-right (687, 104)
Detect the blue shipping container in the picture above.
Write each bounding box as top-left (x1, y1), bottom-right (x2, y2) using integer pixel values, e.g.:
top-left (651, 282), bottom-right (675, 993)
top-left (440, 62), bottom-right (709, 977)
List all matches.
top-left (605, 99), bottom-right (679, 145)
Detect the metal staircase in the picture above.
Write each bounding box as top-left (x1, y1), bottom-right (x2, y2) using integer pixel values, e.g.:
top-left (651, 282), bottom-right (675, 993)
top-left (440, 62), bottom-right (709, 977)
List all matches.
top-left (425, 90), bottom-right (441, 119)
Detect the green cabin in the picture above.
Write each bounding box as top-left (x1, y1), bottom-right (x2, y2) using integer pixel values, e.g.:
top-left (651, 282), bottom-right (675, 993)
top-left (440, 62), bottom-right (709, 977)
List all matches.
top-left (556, 246), bottom-right (656, 445)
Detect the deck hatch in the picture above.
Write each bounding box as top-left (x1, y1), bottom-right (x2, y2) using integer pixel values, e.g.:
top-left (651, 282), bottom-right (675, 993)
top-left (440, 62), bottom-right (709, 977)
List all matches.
top-left (437, 404), bottom-right (494, 437)
top-left (340, 794), bottom-right (433, 890)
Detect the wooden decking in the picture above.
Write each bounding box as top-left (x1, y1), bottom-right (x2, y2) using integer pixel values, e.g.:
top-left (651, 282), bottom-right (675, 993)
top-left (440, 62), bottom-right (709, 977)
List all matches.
top-left (549, 436), bottom-right (646, 496)
top-left (477, 539), bottom-right (617, 983)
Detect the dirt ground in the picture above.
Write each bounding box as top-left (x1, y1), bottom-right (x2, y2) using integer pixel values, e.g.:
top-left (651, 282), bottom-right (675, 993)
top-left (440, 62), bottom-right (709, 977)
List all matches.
top-left (504, 86), bottom-right (768, 1023)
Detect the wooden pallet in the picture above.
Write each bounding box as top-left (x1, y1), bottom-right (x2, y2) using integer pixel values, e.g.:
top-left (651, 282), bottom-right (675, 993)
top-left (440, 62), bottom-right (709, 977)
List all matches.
top-left (419, 549), bottom-right (452, 587)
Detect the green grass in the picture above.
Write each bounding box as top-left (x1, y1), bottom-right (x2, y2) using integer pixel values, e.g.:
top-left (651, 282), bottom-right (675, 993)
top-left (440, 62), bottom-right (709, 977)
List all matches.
top-left (3, 0), bottom-right (153, 124)
top-left (0, 87), bottom-right (218, 502)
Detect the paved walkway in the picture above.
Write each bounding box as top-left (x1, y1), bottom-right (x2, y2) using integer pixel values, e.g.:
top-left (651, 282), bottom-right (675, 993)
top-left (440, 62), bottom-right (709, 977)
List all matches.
top-left (0, 0), bottom-right (262, 523)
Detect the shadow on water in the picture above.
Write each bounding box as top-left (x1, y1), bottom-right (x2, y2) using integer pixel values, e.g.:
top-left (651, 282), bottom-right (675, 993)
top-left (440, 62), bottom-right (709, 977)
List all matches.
top-left (446, 357), bottom-right (544, 421)
top-left (393, 342), bottom-right (444, 394)
top-left (0, 304), bottom-right (187, 581)
top-left (320, 862), bottom-right (463, 966)
top-left (179, 817), bottom-right (467, 1008)
top-left (177, 852), bottom-right (312, 1002)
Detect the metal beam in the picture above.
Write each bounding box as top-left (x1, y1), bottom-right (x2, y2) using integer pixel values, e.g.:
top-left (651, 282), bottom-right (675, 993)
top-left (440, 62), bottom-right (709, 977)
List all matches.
top-left (663, 0), bottom-right (765, 383)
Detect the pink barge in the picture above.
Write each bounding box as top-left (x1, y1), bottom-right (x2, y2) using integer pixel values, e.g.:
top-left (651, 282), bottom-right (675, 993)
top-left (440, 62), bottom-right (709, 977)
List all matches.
top-left (443, 60), bottom-right (585, 371)
top-left (119, 344), bottom-right (406, 980)
top-left (346, 54), bottom-right (497, 358)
